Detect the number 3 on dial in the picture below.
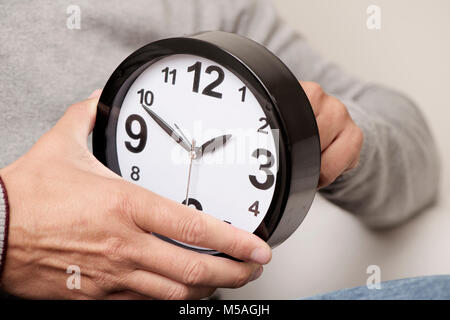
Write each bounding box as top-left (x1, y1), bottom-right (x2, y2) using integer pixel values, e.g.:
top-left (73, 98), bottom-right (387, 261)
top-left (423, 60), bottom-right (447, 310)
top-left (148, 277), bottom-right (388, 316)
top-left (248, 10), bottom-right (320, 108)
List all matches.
top-left (249, 148), bottom-right (275, 190)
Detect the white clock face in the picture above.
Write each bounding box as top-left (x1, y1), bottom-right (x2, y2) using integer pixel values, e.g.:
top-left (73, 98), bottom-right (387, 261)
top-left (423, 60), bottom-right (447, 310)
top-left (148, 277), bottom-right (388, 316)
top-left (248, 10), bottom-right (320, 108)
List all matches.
top-left (116, 54), bottom-right (278, 246)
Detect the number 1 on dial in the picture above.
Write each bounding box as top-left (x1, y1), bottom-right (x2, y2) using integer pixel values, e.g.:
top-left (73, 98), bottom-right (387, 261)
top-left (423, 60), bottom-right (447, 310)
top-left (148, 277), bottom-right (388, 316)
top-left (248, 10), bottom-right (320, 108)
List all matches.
top-left (239, 86), bottom-right (246, 102)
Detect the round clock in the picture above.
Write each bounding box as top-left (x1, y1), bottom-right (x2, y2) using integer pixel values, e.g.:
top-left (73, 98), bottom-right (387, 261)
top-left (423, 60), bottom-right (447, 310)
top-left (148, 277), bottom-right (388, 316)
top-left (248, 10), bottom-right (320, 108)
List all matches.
top-left (93, 31), bottom-right (320, 254)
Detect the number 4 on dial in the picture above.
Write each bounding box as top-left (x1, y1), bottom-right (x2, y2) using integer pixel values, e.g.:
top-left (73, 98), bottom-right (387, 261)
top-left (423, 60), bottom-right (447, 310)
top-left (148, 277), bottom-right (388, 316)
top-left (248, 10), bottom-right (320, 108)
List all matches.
top-left (248, 201), bottom-right (260, 217)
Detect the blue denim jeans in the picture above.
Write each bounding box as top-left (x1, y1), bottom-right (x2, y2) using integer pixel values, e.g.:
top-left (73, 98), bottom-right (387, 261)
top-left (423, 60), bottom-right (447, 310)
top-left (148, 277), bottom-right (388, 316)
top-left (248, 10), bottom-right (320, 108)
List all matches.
top-left (307, 275), bottom-right (450, 300)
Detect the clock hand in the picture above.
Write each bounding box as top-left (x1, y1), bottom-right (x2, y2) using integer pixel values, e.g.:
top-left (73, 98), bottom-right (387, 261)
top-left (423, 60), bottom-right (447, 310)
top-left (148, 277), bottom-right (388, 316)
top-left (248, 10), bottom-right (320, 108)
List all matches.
top-left (141, 104), bottom-right (191, 153)
top-left (174, 123), bottom-right (192, 146)
top-left (195, 134), bottom-right (232, 158)
top-left (184, 139), bottom-right (196, 207)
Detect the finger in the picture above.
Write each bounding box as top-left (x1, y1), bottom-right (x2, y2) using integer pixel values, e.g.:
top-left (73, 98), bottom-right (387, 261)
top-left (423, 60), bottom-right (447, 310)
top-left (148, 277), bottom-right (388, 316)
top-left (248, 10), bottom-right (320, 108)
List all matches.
top-left (300, 81), bottom-right (325, 116)
top-left (129, 232), bottom-right (263, 288)
top-left (55, 92), bottom-right (101, 144)
top-left (124, 270), bottom-right (216, 300)
top-left (315, 100), bottom-right (348, 152)
top-left (318, 126), bottom-right (362, 188)
top-left (124, 186), bottom-right (272, 264)
top-left (89, 89), bottom-right (102, 99)
top-left (106, 290), bottom-right (150, 300)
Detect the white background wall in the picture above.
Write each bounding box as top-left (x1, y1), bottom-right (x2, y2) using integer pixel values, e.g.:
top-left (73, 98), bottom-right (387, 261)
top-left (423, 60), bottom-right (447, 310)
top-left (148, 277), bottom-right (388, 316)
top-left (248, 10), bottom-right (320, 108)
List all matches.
top-left (220, 0), bottom-right (450, 299)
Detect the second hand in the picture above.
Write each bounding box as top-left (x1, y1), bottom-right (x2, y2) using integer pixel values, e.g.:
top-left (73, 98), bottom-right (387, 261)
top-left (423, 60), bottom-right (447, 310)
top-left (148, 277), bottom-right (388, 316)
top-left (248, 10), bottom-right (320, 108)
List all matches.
top-left (184, 139), bottom-right (196, 207)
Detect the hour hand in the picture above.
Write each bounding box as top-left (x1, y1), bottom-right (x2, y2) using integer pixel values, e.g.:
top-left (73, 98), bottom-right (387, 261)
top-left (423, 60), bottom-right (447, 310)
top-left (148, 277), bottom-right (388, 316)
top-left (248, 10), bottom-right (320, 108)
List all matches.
top-left (141, 104), bottom-right (191, 152)
top-left (196, 134), bottom-right (232, 158)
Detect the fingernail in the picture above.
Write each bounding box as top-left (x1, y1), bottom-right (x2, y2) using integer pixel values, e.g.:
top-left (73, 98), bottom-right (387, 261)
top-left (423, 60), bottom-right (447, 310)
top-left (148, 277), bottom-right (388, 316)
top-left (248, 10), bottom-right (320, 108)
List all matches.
top-left (250, 247), bottom-right (271, 264)
top-left (88, 89), bottom-right (102, 99)
top-left (249, 266), bottom-right (263, 282)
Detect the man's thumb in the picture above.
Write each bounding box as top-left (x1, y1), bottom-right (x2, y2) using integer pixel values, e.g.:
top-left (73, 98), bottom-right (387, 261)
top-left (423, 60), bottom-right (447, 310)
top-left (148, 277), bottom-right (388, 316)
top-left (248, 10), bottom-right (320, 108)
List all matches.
top-left (55, 90), bottom-right (102, 145)
top-left (88, 89), bottom-right (102, 99)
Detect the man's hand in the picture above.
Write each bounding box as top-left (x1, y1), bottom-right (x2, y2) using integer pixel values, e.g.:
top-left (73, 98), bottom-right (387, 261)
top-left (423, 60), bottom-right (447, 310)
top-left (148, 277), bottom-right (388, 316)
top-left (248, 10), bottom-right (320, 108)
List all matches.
top-left (301, 81), bottom-right (364, 189)
top-left (0, 91), bottom-right (271, 299)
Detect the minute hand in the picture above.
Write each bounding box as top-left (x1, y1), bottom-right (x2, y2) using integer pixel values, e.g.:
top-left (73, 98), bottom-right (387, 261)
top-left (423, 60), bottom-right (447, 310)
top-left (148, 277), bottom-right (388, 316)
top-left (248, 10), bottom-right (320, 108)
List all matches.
top-left (141, 104), bottom-right (191, 152)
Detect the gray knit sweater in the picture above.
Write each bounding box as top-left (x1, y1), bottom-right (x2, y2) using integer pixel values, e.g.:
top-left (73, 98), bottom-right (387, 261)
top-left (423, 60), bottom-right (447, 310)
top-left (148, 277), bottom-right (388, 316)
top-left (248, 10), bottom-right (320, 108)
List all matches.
top-left (0, 0), bottom-right (440, 270)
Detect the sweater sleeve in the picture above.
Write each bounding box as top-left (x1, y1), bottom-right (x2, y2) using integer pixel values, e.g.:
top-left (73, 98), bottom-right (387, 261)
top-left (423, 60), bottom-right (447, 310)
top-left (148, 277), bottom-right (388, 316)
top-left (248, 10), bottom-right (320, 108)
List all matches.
top-left (218, 0), bottom-right (441, 228)
top-left (0, 176), bottom-right (8, 276)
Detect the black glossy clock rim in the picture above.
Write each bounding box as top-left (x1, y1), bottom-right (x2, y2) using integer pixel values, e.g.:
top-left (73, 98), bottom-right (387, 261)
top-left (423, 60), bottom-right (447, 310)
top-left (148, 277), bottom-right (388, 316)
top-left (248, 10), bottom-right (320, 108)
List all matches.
top-left (93, 37), bottom-right (288, 247)
top-left (93, 31), bottom-right (320, 251)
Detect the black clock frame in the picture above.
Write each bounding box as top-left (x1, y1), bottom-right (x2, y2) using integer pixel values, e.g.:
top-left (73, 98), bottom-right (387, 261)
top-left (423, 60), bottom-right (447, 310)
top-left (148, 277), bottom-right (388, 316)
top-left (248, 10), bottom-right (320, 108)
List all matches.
top-left (93, 31), bottom-right (320, 250)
